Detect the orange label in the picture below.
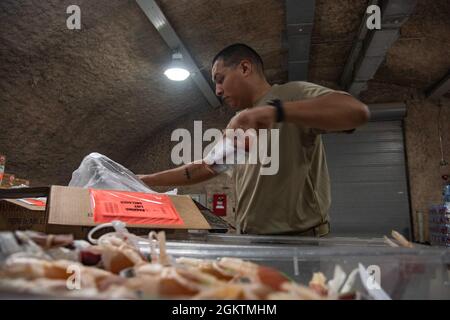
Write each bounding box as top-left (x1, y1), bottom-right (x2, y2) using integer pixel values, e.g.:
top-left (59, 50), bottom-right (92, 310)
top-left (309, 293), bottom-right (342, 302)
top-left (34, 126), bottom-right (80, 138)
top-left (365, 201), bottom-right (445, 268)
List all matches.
top-left (89, 189), bottom-right (184, 225)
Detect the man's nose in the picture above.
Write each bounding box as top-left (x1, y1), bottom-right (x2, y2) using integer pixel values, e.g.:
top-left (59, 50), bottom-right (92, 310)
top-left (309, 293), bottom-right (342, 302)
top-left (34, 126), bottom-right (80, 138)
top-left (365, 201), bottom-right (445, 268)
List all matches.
top-left (215, 85), bottom-right (223, 97)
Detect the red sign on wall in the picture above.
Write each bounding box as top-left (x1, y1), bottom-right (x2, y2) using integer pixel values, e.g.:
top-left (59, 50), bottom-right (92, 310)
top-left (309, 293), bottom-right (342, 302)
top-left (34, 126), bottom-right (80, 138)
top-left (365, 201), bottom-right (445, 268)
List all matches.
top-left (212, 194), bottom-right (227, 216)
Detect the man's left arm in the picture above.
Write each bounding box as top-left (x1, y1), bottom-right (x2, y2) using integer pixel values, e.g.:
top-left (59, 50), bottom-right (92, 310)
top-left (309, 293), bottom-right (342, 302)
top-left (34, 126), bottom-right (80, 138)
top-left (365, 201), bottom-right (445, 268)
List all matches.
top-left (227, 92), bottom-right (370, 131)
top-left (284, 92), bottom-right (370, 131)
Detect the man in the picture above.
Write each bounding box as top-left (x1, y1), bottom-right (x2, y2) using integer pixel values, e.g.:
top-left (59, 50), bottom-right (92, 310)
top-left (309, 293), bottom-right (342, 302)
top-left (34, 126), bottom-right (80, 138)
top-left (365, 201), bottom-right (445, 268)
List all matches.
top-left (139, 43), bottom-right (370, 236)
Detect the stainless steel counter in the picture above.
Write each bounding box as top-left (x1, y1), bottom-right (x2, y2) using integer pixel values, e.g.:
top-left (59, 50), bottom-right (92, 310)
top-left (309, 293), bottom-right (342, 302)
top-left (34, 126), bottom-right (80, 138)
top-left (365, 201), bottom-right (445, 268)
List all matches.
top-left (1, 232), bottom-right (449, 299)
top-left (142, 234), bottom-right (450, 299)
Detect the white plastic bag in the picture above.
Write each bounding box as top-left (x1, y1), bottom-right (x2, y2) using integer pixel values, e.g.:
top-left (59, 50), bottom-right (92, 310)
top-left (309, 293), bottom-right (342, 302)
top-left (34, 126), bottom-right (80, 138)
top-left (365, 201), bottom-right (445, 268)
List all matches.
top-left (204, 131), bottom-right (254, 175)
top-left (69, 152), bottom-right (177, 195)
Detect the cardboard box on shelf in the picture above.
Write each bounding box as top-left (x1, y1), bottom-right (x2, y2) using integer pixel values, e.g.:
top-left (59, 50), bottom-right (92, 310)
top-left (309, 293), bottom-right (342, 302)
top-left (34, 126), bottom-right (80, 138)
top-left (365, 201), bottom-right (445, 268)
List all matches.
top-left (0, 185), bottom-right (211, 239)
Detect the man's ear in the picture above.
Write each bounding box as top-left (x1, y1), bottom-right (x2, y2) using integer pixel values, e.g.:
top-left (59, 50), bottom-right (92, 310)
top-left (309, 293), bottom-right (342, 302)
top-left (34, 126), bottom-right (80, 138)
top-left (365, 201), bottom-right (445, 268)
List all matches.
top-left (239, 60), bottom-right (253, 77)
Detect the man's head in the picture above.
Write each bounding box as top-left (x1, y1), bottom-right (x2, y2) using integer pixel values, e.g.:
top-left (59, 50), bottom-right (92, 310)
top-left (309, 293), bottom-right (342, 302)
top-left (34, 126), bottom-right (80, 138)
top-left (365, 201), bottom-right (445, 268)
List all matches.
top-left (212, 43), bottom-right (266, 110)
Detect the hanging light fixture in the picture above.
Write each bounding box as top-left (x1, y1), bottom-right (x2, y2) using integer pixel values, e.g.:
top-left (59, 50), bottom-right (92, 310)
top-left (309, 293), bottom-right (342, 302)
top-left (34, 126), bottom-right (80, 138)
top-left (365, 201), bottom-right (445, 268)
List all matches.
top-left (164, 51), bottom-right (190, 81)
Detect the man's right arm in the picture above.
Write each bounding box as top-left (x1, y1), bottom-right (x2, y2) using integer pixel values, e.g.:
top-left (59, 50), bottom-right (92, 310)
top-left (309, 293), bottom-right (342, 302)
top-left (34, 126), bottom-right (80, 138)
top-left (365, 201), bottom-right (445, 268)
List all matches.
top-left (138, 160), bottom-right (218, 187)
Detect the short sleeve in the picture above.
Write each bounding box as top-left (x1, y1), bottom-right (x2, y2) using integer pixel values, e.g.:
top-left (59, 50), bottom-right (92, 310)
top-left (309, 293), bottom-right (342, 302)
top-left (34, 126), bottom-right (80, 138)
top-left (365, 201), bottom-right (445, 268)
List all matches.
top-left (294, 81), bottom-right (350, 100)
top-left (290, 82), bottom-right (354, 136)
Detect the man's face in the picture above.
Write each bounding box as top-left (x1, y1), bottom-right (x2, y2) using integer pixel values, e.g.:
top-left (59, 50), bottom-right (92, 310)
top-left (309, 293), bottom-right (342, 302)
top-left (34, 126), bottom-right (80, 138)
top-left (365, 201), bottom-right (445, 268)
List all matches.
top-left (212, 59), bottom-right (251, 110)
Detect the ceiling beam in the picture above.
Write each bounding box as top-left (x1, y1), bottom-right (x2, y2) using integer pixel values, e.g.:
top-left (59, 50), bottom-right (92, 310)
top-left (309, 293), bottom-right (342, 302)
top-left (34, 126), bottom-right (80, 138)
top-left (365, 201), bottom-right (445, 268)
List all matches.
top-left (340, 0), bottom-right (418, 96)
top-left (426, 71), bottom-right (450, 100)
top-left (285, 0), bottom-right (315, 81)
top-left (136, 0), bottom-right (221, 108)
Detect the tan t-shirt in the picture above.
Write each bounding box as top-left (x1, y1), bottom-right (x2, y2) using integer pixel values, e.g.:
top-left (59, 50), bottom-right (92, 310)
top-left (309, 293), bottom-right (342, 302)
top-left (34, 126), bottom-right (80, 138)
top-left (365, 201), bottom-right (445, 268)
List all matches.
top-left (232, 81), bottom-right (347, 235)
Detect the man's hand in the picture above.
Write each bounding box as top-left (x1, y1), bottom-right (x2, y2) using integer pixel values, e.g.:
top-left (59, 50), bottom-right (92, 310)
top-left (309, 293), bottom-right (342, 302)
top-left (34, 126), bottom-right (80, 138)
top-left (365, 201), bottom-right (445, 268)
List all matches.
top-left (227, 106), bottom-right (277, 131)
top-left (137, 174), bottom-right (156, 186)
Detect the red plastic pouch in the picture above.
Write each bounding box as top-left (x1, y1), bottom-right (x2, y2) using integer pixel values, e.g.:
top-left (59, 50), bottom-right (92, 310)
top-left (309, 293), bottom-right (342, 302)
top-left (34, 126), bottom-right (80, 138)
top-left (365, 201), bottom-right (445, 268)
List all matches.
top-left (89, 189), bottom-right (184, 225)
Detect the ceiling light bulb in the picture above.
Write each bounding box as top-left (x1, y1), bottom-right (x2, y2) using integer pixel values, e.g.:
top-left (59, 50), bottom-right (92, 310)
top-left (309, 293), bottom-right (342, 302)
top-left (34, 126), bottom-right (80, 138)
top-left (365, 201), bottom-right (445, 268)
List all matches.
top-left (164, 51), bottom-right (190, 81)
top-left (164, 67), bottom-right (190, 81)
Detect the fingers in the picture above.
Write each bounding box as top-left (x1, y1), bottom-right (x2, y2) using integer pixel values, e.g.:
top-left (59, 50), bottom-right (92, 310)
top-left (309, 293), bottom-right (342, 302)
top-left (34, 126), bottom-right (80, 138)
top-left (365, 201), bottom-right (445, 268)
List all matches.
top-left (229, 112), bottom-right (256, 131)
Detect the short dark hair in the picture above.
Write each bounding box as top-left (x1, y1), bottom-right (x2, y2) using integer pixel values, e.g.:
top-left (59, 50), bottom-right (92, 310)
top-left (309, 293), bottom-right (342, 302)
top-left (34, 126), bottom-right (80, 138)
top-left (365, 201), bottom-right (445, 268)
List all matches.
top-left (212, 43), bottom-right (264, 74)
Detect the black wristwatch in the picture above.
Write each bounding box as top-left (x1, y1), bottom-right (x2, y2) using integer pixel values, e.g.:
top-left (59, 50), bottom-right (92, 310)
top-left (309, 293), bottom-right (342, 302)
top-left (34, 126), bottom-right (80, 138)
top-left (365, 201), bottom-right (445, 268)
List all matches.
top-left (268, 99), bottom-right (285, 122)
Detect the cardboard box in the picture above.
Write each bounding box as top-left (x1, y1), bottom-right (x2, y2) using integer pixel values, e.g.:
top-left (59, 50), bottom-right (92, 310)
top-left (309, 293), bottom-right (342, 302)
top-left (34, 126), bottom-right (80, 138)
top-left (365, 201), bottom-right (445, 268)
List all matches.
top-left (0, 197), bottom-right (47, 233)
top-left (0, 185), bottom-right (211, 239)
